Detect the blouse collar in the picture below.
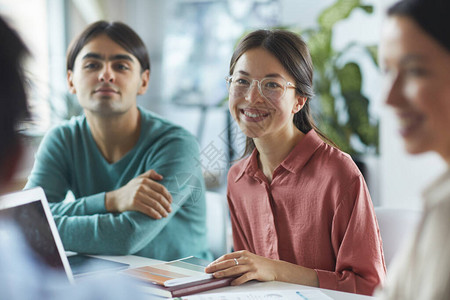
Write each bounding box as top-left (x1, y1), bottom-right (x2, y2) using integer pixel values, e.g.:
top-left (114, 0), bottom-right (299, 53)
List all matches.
top-left (234, 130), bottom-right (325, 182)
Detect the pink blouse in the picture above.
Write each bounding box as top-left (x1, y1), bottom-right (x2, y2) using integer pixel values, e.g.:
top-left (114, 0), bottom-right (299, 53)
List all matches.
top-left (227, 130), bottom-right (386, 295)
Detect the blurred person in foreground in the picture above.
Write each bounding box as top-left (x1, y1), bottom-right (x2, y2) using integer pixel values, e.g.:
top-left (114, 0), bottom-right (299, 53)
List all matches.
top-left (376, 0), bottom-right (450, 299)
top-left (0, 17), bottom-right (28, 195)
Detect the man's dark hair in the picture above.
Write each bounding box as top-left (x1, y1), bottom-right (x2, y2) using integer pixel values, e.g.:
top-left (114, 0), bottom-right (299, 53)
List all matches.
top-left (66, 21), bottom-right (150, 72)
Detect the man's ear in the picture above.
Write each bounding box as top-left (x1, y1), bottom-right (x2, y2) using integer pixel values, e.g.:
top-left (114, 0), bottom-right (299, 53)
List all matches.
top-left (293, 96), bottom-right (308, 114)
top-left (137, 69), bottom-right (150, 95)
top-left (67, 70), bottom-right (76, 94)
top-left (0, 142), bottom-right (23, 191)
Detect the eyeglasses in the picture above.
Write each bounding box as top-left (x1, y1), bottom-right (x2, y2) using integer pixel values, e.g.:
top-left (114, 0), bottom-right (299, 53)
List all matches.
top-left (225, 75), bottom-right (296, 101)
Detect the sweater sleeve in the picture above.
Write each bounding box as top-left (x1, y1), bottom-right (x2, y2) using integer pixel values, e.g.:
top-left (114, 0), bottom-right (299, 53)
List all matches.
top-left (25, 127), bottom-right (108, 216)
top-left (27, 127), bottom-right (205, 255)
top-left (315, 175), bottom-right (386, 296)
top-left (56, 134), bottom-right (205, 255)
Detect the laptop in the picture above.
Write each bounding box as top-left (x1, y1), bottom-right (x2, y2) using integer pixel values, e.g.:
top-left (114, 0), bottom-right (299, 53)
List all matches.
top-left (0, 187), bottom-right (129, 283)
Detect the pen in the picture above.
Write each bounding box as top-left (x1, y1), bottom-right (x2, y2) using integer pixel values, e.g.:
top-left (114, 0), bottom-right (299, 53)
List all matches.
top-left (296, 291), bottom-right (309, 300)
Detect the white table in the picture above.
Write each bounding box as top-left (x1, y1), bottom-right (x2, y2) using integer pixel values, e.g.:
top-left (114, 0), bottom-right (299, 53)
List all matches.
top-left (97, 255), bottom-right (375, 300)
top-left (198, 281), bottom-right (375, 300)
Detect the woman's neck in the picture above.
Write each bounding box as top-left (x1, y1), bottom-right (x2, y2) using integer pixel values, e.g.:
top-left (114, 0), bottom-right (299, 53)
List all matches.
top-left (254, 127), bottom-right (305, 183)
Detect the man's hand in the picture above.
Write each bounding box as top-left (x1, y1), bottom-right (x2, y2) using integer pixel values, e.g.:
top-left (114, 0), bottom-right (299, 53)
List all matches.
top-left (105, 169), bottom-right (172, 219)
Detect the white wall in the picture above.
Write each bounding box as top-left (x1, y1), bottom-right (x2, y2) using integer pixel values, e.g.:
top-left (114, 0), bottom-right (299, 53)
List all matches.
top-left (380, 110), bottom-right (445, 209)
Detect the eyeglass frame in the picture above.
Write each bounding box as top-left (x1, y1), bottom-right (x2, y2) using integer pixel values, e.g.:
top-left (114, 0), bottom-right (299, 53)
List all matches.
top-left (225, 75), bottom-right (297, 102)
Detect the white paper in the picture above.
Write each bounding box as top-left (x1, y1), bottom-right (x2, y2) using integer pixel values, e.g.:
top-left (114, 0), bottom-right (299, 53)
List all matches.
top-left (173, 289), bottom-right (334, 300)
top-left (164, 273), bottom-right (214, 287)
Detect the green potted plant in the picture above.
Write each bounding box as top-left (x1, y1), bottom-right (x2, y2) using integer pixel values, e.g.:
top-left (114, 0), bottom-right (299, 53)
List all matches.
top-left (299, 0), bottom-right (379, 156)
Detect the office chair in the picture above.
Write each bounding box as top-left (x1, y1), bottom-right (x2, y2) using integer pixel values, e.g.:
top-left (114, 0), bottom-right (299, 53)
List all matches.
top-left (205, 191), bottom-right (232, 259)
top-left (374, 206), bottom-right (421, 268)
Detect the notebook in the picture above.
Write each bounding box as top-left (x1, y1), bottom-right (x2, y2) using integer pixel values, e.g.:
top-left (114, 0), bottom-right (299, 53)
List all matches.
top-left (0, 187), bottom-right (128, 283)
top-left (121, 256), bottom-right (234, 298)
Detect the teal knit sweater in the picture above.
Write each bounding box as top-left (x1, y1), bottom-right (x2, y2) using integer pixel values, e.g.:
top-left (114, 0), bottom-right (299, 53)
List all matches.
top-left (25, 107), bottom-right (211, 260)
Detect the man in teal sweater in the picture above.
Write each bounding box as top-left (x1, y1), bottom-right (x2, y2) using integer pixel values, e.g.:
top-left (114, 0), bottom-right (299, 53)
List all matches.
top-left (25, 21), bottom-right (210, 260)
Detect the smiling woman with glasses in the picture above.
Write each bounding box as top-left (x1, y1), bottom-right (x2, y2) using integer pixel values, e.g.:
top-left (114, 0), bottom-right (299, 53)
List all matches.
top-left (205, 29), bottom-right (386, 296)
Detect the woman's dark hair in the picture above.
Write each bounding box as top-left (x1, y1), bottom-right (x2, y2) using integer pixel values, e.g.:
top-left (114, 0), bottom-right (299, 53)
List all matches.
top-left (66, 21), bottom-right (150, 72)
top-left (229, 29), bottom-right (336, 157)
top-left (0, 16), bottom-right (29, 165)
top-left (387, 0), bottom-right (449, 51)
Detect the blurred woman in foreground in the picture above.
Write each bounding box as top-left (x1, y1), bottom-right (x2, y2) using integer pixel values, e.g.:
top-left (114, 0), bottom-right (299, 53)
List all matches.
top-left (377, 0), bottom-right (450, 298)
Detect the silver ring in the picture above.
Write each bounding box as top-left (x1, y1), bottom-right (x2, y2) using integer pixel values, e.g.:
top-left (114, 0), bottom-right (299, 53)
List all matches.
top-left (233, 258), bottom-right (239, 266)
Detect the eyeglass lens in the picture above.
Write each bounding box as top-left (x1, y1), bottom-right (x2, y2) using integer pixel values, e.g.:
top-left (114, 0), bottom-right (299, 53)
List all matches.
top-left (228, 77), bottom-right (287, 101)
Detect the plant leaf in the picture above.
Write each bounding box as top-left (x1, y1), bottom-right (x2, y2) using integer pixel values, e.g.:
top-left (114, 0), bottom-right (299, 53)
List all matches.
top-left (318, 0), bottom-right (361, 30)
top-left (365, 45), bottom-right (379, 66)
top-left (337, 62), bottom-right (362, 92)
top-left (342, 91), bottom-right (379, 148)
top-left (307, 29), bottom-right (333, 73)
top-left (359, 5), bottom-right (374, 13)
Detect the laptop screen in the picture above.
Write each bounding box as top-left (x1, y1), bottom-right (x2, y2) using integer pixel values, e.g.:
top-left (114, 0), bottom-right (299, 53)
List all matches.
top-left (0, 201), bottom-right (64, 269)
top-left (0, 187), bottom-right (74, 282)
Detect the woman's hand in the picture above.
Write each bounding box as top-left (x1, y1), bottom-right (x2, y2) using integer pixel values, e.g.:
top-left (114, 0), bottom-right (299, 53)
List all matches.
top-left (204, 250), bottom-right (319, 287)
top-left (204, 250), bottom-right (279, 286)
